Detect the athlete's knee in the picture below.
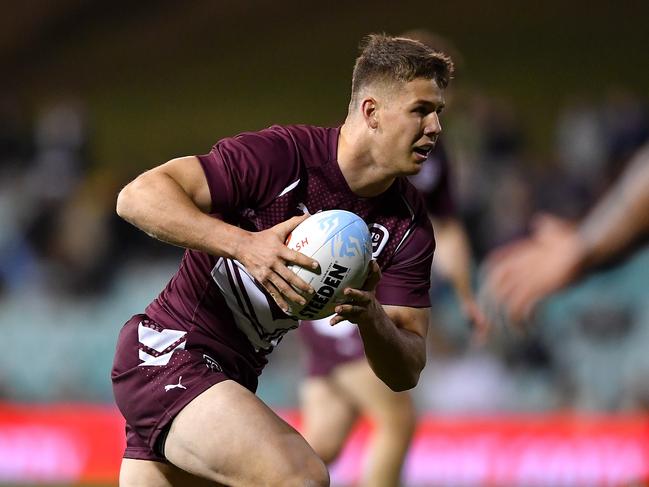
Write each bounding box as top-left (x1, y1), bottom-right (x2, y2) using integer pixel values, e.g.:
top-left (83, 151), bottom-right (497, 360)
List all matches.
top-left (287, 460), bottom-right (330, 487)
top-left (308, 436), bottom-right (344, 465)
top-left (267, 453), bottom-right (329, 487)
top-left (317, 446), bottom-right (342, 465)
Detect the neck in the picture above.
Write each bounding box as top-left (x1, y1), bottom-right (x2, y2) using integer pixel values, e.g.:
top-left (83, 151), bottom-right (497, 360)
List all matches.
top-left (338, 121), bottom-right (395, 198)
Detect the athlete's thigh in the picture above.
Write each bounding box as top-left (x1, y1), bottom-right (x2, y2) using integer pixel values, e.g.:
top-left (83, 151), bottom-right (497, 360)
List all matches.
top-left (300, 375), bottom-right (357, 463)
top-left (120, 458), bottom-right (220, 487)
top-left (332, 359), bottom-right (414, 421)
top-left (164, 379), bottom-right (326, 486)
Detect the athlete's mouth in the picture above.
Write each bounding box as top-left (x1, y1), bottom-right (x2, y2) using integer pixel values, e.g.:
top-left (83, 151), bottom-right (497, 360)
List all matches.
top-left (413, 145), bottom-right (433, 158)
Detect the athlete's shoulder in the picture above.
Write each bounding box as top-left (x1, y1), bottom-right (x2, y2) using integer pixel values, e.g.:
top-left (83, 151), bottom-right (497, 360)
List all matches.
top-left (198, 125), bottom-right (310, 212)
top-left (217, 124), bottom-right (336, 164)
top-left (278, 125), bottom-right (339, 165)
top-left (221, 124), bottom-right (296, 154)
top-left (206, 125), bottom-right (303, 173)
top-left (278, 124), bottom-right (336, 140)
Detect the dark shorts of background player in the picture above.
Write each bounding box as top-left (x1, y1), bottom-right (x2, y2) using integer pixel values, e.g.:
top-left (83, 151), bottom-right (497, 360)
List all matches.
top-left (111, 314), bottom-right (258, 463)
top-left (298, 324), bottom-right (365, 378)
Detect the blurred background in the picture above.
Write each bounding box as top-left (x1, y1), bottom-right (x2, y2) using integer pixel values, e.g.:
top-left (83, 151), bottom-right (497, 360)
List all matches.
top-left (1, 0), bottom-right (649, 485)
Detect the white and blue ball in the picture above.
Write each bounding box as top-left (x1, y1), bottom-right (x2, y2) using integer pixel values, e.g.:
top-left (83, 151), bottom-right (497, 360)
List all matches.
top-left (285, 210), bottom-right (372, 320)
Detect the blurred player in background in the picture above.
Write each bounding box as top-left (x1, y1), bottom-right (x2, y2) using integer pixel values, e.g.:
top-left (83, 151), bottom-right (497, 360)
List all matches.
top-left (298, 31), bottom-right (486, 487)
top-left (111, 34), bottom-right (453, 486)
top-left (481, 142), bottom-right (649, 323)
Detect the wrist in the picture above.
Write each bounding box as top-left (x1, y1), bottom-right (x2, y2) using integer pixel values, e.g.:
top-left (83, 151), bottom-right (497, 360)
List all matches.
top-left (563, 230), bottom-right (589, 281)
top-left (356, 300), bottom-right (388, 331)
top-left (203, 215), bottom-right (252, 262)
top-left (221, 225), bottom-right (252, 261)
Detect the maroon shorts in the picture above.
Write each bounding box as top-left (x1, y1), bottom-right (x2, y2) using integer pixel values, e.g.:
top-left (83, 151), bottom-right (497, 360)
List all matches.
top-left (111, 314), bottom-right (258, 462)
top-left (298, 319), bottom-right (365, 377)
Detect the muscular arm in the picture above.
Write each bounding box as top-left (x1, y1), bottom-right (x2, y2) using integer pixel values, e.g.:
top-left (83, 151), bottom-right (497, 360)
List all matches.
top-left (116, 156), bottom-right (317, 308)
top-left (330, 262), bottom-right (429, 391)
top-left (116, 156), bottom-right (245, 257)
top-left (358, 305), bottom-right (429, 392)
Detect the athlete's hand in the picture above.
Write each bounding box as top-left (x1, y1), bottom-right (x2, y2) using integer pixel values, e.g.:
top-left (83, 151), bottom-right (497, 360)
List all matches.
top-left (481, 213), bottom-right (584, 324)
top-left (330, 260), bottom-right (382, 326)
top-left (236, 214), bottom-right (319, 312)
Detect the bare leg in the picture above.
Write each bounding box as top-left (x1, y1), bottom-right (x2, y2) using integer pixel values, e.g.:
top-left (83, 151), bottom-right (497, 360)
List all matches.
top-left (120, 458), bottom-right (220, 486)
top-left (299, 376), bottom-right (358, 464)
top-left (163, 380), bottom-right (329, 487)
top-left (334, 359), bottom-right (416, 487)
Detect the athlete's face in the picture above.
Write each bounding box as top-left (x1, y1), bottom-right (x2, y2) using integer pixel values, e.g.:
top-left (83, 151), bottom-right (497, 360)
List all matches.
top-left (371, 78), bottom-right (445, 176)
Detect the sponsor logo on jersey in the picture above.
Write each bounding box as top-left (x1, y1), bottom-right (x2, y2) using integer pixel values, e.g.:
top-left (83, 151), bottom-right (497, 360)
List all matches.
top-left (164, 376), bottom-right (187, 392)
top-left (369, 223), bottom-right (389, 258)
top-left (203, 354), bottom-right (223, 372)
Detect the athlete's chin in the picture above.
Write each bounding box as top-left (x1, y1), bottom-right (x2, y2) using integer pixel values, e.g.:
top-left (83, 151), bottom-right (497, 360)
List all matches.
top-left (401, 160), bottom-right (425, 176)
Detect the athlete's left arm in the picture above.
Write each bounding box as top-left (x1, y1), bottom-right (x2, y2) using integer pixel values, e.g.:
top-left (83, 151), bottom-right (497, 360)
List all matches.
top-left (331, 262), bottom-right (429, 392)
top-left (367, 304), bottom-right (429, 392)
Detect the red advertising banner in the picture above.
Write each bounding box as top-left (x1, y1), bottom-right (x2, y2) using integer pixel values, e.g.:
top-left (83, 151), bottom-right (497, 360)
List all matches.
top-left (323, 414), bottom-right (649, 487)
top-left (0, 404), bottom-right (648, 486)
top-left (0, 403), bottom-right (124, 484)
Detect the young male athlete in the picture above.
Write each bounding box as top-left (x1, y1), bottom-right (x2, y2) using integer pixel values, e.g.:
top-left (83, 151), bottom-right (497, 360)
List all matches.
top-left (112, 34), bottom-right (453, 486)
top-left (297, 31), bottom-right (482, 487)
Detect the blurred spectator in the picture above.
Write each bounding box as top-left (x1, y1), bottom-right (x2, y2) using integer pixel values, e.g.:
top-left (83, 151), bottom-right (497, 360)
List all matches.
top-left (445, 92), bottom-right (533, 259)
top-left (480, 142), bottom-right (649, 410)
top-left (482, 142), bottom-right (649, 323)
top-left (603, 89), bottom-right (649, 172)
top-left (0, 99), bottom-right (92, 295)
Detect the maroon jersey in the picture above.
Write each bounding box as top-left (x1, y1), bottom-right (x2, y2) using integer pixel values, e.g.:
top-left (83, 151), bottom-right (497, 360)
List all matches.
top-left (144, 125), bottom-right (434, 376)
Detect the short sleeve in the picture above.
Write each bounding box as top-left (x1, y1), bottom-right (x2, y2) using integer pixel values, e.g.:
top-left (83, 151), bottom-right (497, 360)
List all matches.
top-left (375, 215), bottom-right (435, 308)
top-left (196, 126), bottom-right (300, 213)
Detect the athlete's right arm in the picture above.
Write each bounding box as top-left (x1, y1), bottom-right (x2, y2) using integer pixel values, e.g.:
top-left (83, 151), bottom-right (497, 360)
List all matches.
top-left (116, 156), bottom-right (317, 310)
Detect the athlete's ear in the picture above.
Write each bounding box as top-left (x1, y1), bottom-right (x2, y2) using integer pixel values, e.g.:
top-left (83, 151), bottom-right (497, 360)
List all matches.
top-left (361, 97), bottom-right (379, 130)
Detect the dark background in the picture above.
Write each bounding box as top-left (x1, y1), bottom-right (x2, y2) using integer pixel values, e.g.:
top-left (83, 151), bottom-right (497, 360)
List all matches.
top-left (3, 0), bottom-right (648, 173)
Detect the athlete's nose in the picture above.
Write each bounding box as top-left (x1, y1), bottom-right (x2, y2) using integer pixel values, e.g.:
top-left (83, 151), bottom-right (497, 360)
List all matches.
top-left (424, 112), bottom-right (442, 137)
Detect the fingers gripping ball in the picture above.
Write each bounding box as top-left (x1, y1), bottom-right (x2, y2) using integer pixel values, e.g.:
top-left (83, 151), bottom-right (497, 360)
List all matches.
top-left (285, 210), bottom-right (373, 320)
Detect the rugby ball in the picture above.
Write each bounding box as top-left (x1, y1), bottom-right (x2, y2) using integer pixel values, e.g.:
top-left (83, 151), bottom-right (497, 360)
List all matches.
top-left (285, 210), bottom-right (373, 320)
